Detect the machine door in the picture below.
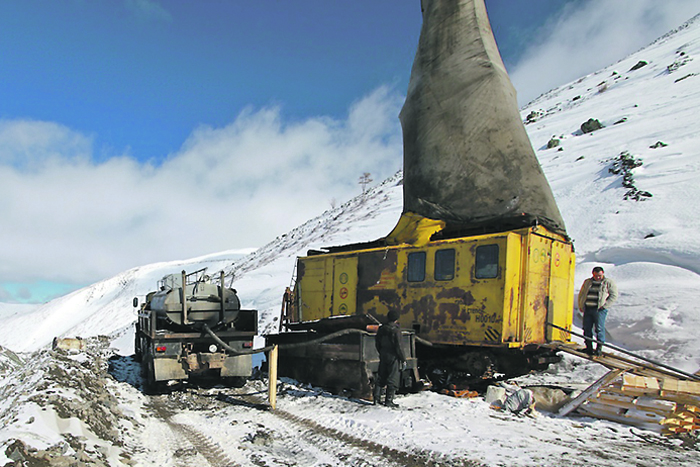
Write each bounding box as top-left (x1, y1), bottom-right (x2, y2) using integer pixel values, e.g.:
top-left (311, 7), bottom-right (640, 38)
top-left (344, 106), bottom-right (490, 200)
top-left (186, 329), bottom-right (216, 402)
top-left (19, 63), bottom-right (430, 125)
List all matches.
top-left (296, 256), bottom-right (333, 322)
top-left (521, 231), bottom-right (574, 344)
top-left (522, 233), bottom-right (553, 344)
top-left (331, 256), bottom-right (358, 316)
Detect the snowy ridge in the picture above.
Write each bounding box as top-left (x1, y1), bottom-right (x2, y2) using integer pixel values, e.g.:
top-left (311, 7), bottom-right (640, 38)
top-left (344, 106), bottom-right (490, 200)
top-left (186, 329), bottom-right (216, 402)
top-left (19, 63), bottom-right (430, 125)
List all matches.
top-left (521, 11), bottom-right (700, 371)
top-left (2, 15), bottom-right (700, 371)
top-left (2, 12), bottom-right (700, 467)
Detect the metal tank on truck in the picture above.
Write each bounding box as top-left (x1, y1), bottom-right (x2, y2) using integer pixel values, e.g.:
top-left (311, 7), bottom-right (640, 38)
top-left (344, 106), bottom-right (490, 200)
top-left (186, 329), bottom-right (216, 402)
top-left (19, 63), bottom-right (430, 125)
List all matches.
top-left (271, 0), bottom-right (575, 397)
top-left (134, 268), bottom-right (258, 391)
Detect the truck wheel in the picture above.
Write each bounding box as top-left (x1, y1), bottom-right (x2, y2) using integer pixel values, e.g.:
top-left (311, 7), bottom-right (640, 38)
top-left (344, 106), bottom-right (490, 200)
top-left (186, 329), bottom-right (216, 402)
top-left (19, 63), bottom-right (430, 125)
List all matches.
top-left (225, 377), bottom-right (247, 388)
top-left (143, 359), bottom-right (162, 395)
top-left (133, 324), bottom-right (142, 362)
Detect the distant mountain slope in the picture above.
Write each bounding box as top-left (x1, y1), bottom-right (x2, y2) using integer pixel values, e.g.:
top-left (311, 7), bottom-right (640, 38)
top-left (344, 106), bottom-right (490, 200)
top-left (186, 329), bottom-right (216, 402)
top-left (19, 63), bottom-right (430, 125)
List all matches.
top-left (3, 15), bottom-right (700, 372)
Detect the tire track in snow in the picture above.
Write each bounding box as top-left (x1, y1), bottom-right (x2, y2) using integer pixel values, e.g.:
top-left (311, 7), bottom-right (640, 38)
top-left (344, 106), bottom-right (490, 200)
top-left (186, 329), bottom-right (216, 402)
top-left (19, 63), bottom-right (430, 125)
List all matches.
top-left (148, 396), bottom-right (242, 467)
top-left (230, 392), bottom-right (484, 467)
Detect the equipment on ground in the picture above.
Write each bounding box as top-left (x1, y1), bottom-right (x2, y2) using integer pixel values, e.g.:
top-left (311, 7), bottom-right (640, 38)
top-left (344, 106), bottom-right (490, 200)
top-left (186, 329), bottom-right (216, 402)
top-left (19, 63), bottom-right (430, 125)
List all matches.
top-left (270, 0), bottom-right (575, 397)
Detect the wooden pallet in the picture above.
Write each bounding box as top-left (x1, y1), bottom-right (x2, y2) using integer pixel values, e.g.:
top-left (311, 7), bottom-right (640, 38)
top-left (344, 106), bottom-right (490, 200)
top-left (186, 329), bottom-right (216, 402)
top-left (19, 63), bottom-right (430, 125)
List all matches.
top-left (548, 344), bottom-right (700, 435)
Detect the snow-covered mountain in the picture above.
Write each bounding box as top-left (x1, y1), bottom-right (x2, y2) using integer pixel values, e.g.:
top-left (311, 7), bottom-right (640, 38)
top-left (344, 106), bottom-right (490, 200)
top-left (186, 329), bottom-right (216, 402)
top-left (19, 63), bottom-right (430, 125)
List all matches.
top-left (2, 11), bottom-right (700, 467)
top-left (4, 13), bottom-right (700, 372)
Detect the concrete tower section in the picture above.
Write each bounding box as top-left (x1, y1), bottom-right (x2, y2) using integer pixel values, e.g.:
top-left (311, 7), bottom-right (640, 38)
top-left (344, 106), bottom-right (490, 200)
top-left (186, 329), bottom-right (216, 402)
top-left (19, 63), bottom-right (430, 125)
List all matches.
top-left (396, 0), bottom-right (566, 240)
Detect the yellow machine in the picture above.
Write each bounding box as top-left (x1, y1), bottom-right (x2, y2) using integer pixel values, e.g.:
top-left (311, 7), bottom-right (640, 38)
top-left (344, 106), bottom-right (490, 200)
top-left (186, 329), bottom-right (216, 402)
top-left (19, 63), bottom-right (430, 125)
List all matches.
top-left (285, 225), bottom-right (574, 381)
top-left (273, 0), bottom-right (576, 393)
top-left (292, 226), bottom-right (573, 348)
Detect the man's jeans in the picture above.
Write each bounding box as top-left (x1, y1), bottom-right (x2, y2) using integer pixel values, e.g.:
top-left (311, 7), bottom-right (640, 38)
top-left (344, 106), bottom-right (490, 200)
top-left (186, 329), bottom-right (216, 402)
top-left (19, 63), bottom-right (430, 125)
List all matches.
top-left (583, 306), bottom-right (608, 351)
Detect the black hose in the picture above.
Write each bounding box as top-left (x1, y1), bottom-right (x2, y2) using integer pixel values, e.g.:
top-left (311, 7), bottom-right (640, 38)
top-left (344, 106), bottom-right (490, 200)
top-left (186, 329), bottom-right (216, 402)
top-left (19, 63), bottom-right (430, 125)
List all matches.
top-left (202, 324), bottom-right (374, 356)
top-left (414, 335), bottom-right (434, 347)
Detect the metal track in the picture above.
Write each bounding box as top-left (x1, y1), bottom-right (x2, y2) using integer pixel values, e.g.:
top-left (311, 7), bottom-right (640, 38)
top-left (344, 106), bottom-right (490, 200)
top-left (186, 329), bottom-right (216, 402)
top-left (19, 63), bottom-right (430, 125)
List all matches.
top-left (546, 323), bottom-right (700, 381)
top-left (546, 342), bottom-right (696, 382)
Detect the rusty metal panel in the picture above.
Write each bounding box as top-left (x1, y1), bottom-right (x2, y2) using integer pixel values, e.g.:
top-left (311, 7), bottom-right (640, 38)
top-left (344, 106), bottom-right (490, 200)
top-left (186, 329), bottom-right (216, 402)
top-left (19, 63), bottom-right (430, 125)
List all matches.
top-left (294, 226), bottom-right (574, 350)
top-left (522, 232), bottom-right (552, 343)
top-left (520, 229), bottom-right (573, 344)
top-left (501, 232), bottom-right (524, 344)
top-left (546, 237), bottom-right (575, 342)
top-left (296, 256), bottom-right (332, 322)
top-left (392, 236), bottom-right (509, 347)
top-left (356, 248), bottom-right (400, 319)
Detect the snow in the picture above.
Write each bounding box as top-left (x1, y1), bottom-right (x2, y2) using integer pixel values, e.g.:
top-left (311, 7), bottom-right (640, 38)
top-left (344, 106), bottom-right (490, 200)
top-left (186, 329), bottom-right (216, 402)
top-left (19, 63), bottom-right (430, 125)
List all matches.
top-left (2, 12), bottom-right (700, 467)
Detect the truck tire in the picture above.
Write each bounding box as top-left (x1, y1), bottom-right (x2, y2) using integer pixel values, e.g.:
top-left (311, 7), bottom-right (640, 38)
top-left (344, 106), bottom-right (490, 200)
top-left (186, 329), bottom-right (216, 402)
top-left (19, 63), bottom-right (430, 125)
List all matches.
top-left (134, 323), bottom-right (142, 363)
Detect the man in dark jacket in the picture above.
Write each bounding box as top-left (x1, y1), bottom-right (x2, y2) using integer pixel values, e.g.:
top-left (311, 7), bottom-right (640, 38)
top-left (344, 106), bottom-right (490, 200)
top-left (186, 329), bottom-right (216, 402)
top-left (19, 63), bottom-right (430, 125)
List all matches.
top-left (373, 309), bottom-right (406, 407)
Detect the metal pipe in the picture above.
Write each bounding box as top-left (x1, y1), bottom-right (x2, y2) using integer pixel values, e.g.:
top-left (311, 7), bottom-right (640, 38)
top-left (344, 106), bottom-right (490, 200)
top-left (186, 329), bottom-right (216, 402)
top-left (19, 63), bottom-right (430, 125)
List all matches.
top-left (219, 271), bottom-right (226, 324)
top-left (181, 270), bottom-right (188, 325)
top-left (547, 322), bottom-right (700, 382)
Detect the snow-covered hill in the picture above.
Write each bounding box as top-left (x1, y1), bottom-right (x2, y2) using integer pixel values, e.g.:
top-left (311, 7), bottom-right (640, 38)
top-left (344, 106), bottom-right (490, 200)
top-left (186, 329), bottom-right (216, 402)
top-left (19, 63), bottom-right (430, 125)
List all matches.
top-left (7, 13), bottom-right (697, 372)
top-left (2, 12), bottom-right (700, 467)
top-left (522, 13), bottom-right (700, 372)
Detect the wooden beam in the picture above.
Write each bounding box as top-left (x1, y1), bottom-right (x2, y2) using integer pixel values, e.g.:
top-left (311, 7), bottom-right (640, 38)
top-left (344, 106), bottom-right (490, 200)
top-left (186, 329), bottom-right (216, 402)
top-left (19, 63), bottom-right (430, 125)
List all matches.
top-left (557, 369), bottom-right (626, 417)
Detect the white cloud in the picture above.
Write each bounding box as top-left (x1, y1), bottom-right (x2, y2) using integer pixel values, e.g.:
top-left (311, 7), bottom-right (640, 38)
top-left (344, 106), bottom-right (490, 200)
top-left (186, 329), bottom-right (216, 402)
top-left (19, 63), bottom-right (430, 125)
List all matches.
top-left (509, 0), bottom-right (700, 105)
top-left (0, 120), bottom-right (93, 168)
top-left (0, 87), bottom-right (403, 297)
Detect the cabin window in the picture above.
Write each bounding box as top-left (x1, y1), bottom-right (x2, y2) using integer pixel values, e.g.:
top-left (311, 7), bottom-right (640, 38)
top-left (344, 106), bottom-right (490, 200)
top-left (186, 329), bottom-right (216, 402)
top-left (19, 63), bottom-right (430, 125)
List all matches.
top-left (475, 244), bottom-right (499, 279)
top-left (435, 249), bottom-right (455, 281)
top-left (407, 252), bottom-right (426, 282)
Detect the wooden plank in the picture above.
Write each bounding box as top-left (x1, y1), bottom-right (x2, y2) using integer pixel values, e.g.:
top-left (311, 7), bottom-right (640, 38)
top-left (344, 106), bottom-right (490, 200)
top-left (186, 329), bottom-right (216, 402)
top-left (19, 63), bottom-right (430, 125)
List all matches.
top-left (583, 401), bottom-right (625, 415)
top-left (622, 374), bottom-right (660, 390)
top-left (604, 385), bottom-right (659, 398)
top-left (673, 411), bottom-right (698, 421)
top-left (558, 369), bottom-right (625, 417)
top-left (625, 408), bottom-right (665, 423)
top-left (597, 392), bottom-right (635, 404)
top-left (635, 396), bottom-right (676, 412)
top-left (583, 402), bottom-right (665, 423)
top-left (663, 426), bottom-right (692, 434)
top-left (661, 378), bottom-right (700, 395)
top-left (577, 406), bottom-right (662, 432)
top-left (659, 391), bottom-right (700, 405)
top-left (595, 393), bottom-right (637, 410)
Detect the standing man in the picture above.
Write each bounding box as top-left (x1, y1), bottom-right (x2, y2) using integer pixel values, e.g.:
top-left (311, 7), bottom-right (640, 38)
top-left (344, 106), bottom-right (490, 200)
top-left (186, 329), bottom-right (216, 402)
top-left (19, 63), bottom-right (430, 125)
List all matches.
top-left (373, 309), bottom-right (406, 407)
top-left (578, 266), bottom-right (619, 356)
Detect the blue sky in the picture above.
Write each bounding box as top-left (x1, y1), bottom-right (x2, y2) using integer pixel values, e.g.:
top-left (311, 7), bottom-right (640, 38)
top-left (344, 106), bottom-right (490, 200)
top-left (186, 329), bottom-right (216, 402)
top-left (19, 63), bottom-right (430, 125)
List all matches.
top-left (1, 0), bottom-right (698, 303)
top-left (2, 0), bottom-right (574, 162)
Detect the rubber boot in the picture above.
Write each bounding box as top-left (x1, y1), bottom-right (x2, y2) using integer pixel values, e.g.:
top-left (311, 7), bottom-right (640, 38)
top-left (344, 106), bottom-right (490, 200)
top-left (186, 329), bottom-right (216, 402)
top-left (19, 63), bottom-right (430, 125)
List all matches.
top-left (384, 387), bottom-right (398, 408)
top-left (373, 384), bottom-right (382, 405)
top-left (594, 344), bottom-right (603, 357)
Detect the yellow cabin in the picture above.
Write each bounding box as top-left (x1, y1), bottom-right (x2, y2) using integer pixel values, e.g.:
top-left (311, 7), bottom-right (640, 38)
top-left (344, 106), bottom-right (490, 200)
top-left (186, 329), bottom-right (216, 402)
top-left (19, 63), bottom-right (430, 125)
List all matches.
top-left (288, 225), bottom-right (574, 376)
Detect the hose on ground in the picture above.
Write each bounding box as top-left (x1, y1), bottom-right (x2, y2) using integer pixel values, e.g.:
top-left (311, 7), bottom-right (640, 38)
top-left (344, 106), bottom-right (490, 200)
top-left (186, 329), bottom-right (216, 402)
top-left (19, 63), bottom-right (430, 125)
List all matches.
top-left (202, 323), bottom-right (374, 356)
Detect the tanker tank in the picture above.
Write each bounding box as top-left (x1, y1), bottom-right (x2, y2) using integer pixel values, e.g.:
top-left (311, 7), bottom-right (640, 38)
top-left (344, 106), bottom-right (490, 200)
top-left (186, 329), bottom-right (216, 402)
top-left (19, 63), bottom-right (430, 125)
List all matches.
top-left (148, 271), bottom-right (242, 328)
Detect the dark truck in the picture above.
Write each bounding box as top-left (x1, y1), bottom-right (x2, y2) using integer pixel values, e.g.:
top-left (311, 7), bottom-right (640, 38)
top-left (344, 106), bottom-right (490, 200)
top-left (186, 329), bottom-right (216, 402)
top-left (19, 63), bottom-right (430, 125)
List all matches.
top-left (134, 268), bottom-right (257, 390)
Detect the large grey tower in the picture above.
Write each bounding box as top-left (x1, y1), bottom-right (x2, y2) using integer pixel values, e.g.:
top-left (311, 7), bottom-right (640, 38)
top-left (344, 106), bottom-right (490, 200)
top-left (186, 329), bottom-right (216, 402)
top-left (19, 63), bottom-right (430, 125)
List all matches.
top-left (391, 0), bottom-right (566, 242)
